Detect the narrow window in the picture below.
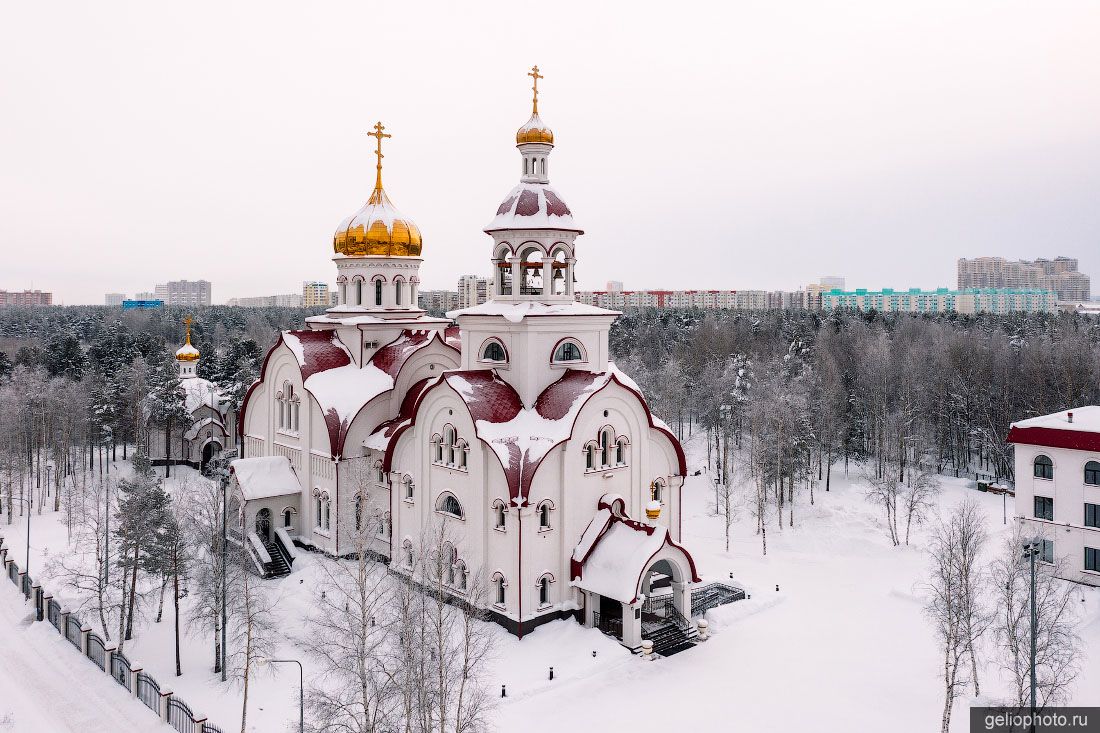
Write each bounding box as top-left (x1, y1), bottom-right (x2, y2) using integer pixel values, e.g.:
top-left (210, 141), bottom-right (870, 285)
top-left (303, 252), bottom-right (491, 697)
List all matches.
top-left (539, 503), bottom-right (551, 529)
top-left (375, 279), bottom-right (383, 306)
top-left (354, 495), bottom-right (363, 532)
top-left (586, 444), bottom-right (594, 470)
top-left (1034, 454), bottom-right (1053, 480)
top-left (539, 577), bottom-right (550, 606)
top-left (651, 480), bottom-right (664, 503)
top-left (1086, 547), bottom-right (1100, 572)
top-left (494, 577), bottom-right (506, 606)
top-left (283, 509), bottom-right (293, 528)
top-left (600, 430), bottom-right (611, 467)
top-left (494, 504), bottom-right (506, 529)
top-left (1040, 539), bottom-right (1054, 564)
top-left (1085, 503), bottom-right (1100, 528)
top-left (395, 280), bottom-right (403, 306)
top-left (616, 439), bottom-right (626, 465)
top-left (1034, 496), bottom-right (1054, 521)
top-left (314, 496), bottom-right (322, 528)
top-left (1086, 461), bottom-right (1100, 486)
top-left (355, 279), bottom-right (363, 305)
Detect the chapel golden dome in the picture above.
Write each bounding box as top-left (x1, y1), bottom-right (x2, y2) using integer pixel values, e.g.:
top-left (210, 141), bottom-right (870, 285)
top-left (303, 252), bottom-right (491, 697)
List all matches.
top-left (515, 65), bottom-right (554, 146)
top-left (333, 122), bottom-right (423, 258)
top-left (176, 317), bottom-right (200, 362)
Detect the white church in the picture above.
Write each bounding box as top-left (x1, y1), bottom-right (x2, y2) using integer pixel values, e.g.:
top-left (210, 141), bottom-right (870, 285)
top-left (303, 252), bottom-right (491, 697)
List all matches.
top-left (231, 70), bottom-right (708, 651)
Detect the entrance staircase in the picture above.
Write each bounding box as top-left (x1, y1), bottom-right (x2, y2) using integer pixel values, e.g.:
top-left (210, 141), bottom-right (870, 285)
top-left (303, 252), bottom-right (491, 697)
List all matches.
top-left (647, 623), bottom-right (696, 657)
top-left (262, 538), bottom-right (292, 578)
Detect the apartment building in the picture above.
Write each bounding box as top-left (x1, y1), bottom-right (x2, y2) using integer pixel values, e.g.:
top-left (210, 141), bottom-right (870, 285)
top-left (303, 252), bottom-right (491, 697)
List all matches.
top-left (958, 256), bottom-right (1090, 301)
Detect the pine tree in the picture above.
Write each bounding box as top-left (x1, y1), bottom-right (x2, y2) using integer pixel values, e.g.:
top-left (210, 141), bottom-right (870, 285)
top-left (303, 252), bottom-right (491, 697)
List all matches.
top-left (146, 355), bottom-right (189, 477)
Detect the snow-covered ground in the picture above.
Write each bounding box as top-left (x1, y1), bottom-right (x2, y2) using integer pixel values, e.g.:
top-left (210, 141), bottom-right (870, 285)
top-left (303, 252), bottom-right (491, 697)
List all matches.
top-left (1, 435), bottom-right (1098, 732)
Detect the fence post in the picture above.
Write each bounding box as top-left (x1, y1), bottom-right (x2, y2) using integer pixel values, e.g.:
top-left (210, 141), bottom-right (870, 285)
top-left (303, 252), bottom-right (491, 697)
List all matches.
top-left (104, 645), bottom-right (116, 681)
top-left (17, 571), bottom-right (27, 598)
top-left (193, 710), bottom-right (208, 729)
top-left (32, 583), bottom-right (43, 620)
top-left (41, 592), bottom-right (52, 626)
top-left (80, 625), bottom-right (91, 657)
top-left (129, 665), bottom-right (142, 700)
top-left (59, 608), bottom-right (71, 639)
top-left (159, 689), bottom-right (173, 723)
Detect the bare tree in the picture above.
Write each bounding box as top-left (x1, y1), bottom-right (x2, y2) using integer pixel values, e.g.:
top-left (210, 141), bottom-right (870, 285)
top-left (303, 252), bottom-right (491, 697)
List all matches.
top-left (990, 530), bottom-right (1081, 708)
top-left (924, 510), bottom-right (971, 733)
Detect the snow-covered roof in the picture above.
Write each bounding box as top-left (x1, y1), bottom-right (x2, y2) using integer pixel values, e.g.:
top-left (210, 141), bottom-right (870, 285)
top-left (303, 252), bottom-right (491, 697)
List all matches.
top-left (483, 182), bottom-right (582, 233)
top-left (570, 495), bottom-right (700, 604)
top-left (231, 456), bottom-right (301, 501)
top-left (1007, 405), bottom-right (1100, 452)
top-left (276, 328), bottom-right (460, 458)
top-left (376, 364), bottom-right (686, 505)
top-left (446, 299), bottom-right (618, 322)
top-left (183, 415), bottom-right (225, 441)
top-left (181, 377), bottom-right (223, 415)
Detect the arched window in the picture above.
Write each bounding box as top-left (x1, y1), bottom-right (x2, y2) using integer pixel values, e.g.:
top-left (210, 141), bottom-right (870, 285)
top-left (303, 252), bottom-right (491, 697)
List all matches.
top-left (651, 479), bottom-right (665, 503)
top-left (537, 500), bottom-right (553, 530)
top-left (493, 500), bottom-right (507, 530)
top-left (492, 573), bottom-right (506, 606)
top-left (375, 279), bottom-right (384, 306)
top-left (1034, 454), bottom-right (1054, 480)
top-left (323, 494), bottom-right (331, 531)
top-left (282, 507), bottom-right (296, 529)
top-left (394, 279), bottom-right (404, 306)
top-left (537, 574), bottom-right (553, 606)
top-left (443, 425), bottom-right (456, 465)
top-left (456, 439), bottom-right (468, 470)
top-left (443, 543), bottom-right (457, 585)
top-left (403, 476), bottom-right (414, 501)
top-left (455, 560), bottom-right (468, 591)
top-left (616, 437), bottom-right (628, 466)
top-left (436, 492), bottom-right (464, 519)
top-left (600, 428), bottom-right (613, 467)
top-left (375, 462), bottom-right (385, 483)
top-left (553, 340), bottom-right (583, 363)
top-left (1085, 461), bottom-right (1100, 486)
top-left (585, 442), bottom-right (596, 471)
top-left (480, 339), bottom-right (507, 363)
top-left (355, 279), bottom-right (363, 305)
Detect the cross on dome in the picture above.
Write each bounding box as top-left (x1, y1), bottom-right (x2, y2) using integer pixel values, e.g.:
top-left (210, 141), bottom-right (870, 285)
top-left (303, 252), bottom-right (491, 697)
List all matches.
top-left (176, 315), bottom-right (200, 363)
top-left (528, 65), bottom-right (543, 115)
top-left (368, 121), bottom-right (392, 191)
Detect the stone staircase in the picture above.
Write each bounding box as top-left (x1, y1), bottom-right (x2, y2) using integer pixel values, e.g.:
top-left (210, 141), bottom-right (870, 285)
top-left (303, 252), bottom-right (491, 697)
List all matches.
top-left (261, 538), bottom-right (292, 578)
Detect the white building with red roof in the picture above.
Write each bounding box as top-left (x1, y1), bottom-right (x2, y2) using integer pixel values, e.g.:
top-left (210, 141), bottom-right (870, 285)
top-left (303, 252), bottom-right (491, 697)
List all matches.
top-left (1007, 406), bottom-right (1100, 586)
top-left (233, 70), bottom-right (701, 650)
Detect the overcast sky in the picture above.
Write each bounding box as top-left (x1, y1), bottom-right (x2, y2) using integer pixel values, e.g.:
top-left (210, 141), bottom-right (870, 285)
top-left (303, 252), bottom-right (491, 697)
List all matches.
top-left (2, 1), bottom-right (1098, 304)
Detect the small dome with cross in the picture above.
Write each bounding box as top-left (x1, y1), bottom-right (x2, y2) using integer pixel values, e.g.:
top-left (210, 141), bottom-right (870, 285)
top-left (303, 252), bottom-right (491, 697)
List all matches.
top-left (515, 66), bottom-right (554, 146)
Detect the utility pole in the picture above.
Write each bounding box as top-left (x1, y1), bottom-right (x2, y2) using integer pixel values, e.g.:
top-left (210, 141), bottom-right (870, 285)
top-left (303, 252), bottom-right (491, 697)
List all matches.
top-left (221, 473), bottom-right (228, 682)
top-left (1022, 538), bottom-right (1041, 726)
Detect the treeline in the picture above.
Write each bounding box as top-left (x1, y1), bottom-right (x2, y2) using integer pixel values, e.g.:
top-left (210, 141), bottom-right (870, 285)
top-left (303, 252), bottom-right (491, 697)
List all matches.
top-left (613, 307), bottom-right (1100, 490)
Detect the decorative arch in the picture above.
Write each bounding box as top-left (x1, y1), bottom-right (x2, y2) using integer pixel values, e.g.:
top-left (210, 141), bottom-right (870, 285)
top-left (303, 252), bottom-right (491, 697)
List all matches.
top-left (435, 491), bottom-right (464, 519)
top-left (536, 571), bottom-right (555, 607)
top-left (1086, 460), bottom-right (1100, 486)
top-left (479, 338), bottom-right (508, 364)
top-left (402, 538), bottom-right (414, 568)
top-left (550, 337), bottom-right (586, 364)
top-left (536, 498), bottom-right (555, 530)
top-left (491, 498), bottom-right (508, 530)
top-left (280, 505), bottom-right (297, 529)
top-left (490, 570), bottom-right (508, 606)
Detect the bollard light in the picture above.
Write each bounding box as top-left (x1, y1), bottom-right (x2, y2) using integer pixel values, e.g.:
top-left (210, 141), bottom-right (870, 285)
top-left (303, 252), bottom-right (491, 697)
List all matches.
top-left (592, 650), bottom-right (597, 658)
top-left (501, 684), bottom-right (506, 698)
top-left (775, 584), bottom-right (779, 592)
top-left (549, 667), bottom-right (554, 681)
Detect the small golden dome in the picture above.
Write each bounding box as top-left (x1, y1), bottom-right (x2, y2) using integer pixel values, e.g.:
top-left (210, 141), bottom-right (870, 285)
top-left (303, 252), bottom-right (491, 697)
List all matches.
top-left (176, 318), bottom-right (200, 361)
top-left (333, 121), bottom-right (423, 258)
top-left (645, 500), bottom-right (662, 521)
top-left (516, 112), bottom-right (554, 145)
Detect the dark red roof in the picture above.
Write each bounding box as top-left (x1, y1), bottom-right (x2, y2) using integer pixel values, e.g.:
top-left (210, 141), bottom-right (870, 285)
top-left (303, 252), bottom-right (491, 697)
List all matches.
top-left (1007, 426), bottom-right (1100, 453)
top-left (370, 330), bottom-right (432, 378)
top-left (286, 329), bottom-right (351, 380)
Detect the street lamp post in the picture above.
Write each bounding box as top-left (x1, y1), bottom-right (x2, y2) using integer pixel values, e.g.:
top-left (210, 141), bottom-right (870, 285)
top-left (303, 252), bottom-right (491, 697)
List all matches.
top-left (10, 497), bottom-right (32, 576)
top-left (1022, 538), bottom-right (1042, 722)
top-left (221, 474), bottom-right (228, 682)
top-left (259, 658), bottom-right (304, 733)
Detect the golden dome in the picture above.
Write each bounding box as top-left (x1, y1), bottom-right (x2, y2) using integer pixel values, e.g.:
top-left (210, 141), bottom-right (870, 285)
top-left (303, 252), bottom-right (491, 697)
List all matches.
top-left (516, 113), bottom-right (554, 145)
top-left (334, 121), bottom-right (423, 258)
top-left (176, 317), bottom-right (200, 361)
top-left (645, 499), bottom-right (662, 520)
top-left (333, 186), bottom-right (423, 257)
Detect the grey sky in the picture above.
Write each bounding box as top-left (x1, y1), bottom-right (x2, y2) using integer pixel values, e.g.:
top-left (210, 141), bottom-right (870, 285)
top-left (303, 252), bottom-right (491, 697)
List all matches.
top-left (2, 1), bottom-right (1098, 304)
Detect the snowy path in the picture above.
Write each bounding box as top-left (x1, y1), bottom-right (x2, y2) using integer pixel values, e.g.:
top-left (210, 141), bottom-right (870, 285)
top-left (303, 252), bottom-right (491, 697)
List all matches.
top-left (0, 583), bottom-right (170, 732)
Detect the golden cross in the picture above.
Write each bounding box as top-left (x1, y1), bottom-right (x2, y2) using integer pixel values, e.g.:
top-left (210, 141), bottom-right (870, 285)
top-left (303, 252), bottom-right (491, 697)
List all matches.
top-left (183, 315), bottom-right (193, 344)
top-left (528, 65), bottom-right (544, 114)
top-left (367, 121), bottom-right (391, 190)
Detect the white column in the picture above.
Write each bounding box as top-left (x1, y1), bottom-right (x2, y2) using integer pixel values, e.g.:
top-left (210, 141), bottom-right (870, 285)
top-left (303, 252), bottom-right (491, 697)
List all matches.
top-left (565, 259), bottom-right (576, 296)
top-left (541, 258), bottom-right (552, 297)
top-left (510, 257), bottom-right (521, 297)
top-left (621, 601), bottom-right (641, 650)
top-left (583, 591), bottom-right (596, 627)
top-left (671, 580), bottom-right (691, 620)
top-left (410, 280), bottom-right (419, 309)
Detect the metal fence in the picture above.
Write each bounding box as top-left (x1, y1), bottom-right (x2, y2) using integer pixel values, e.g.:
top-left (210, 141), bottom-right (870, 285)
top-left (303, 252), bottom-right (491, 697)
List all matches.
top-left (202, 724), bottom-right (225, 733)
top-left (65, 614), bottom-right (82, 649)
top-left (22, 573), bottom-right (31, 599)
top-left (690, 582), bottom-right (747, 618)
top-left (86, 632), bottom-right (106, 670)
top-left (111, 650), bottom-right (132, 692)
top-left (137, 671), bottom-right (161, 712)
top-left (7, 562), bottom-right (17, 585)
top-left (167, 696), bottom-right (197, 733)
top-left (47, 599), bottom-right (61, 631)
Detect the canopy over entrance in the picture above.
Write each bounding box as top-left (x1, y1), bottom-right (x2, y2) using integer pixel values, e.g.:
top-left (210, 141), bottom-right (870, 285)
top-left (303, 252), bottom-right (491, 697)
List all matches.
top-left (230, 456), bottom-right (302, 501)
top-left (571, 494), bottom-right (700, 605)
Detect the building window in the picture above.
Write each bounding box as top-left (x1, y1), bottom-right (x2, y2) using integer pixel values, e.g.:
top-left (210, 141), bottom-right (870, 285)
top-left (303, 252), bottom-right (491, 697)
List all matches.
top-left (1085, 503), bottom-right (1100, 529)
top-left (375, 462), bottom-right (385, 483)
top-left (282, 507), bottom-right (295, 529)
top-left (455, 560), bottom-right (468, 591)
top-left (552, 340), bottom-right (583, 363)
top-left (375, 279), bottom-right (383, 306)
top-left (600, 428), bottom-right (613, 467)
top-left (1034, 496), bottom-right (1054, 521)
top-left (585, 443), bottom-right (595, 470)
top-left (1034, 454), bottom-right (1054, 480)
top-left (537, 500), bottom-right (553, 530)
top-left (355, 279), bottom-right (363, 305)
top-left (444, 426), bottom-right (456, 465)
top-left (492, 574), bottom-right (506, 606)
top-left (1086, 461), bottom-right (1100, 486)
top-left (436, 492), bottom-right (464, 519)
top-left (1040, 539), bottom-right (1054, 564)
top-left (456, 440), bottom-right (468, 469)
top-left (615, 438), bottom-right (627, 466)
top-left (1086, 547), bottom-right (1100, 572)
top-left (537, 574), bottom-right (553, 607)
top-left (403, 477), bottom-right (414, 501)
top-left (394, 279), bottom-right (404, 306)
top-left (403, 540), bottom-right (414, 568)
top-left (480, 339), bottom-right (507, 363)
top-left (431, 435), bottom-right (443, 463)
top-left (651, 479), bottom-right (664, 503)
top-left (493, 502), bottom-right (506, 530)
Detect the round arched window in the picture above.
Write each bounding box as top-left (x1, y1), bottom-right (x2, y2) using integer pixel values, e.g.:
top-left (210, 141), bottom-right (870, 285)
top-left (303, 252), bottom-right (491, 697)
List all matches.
top-left (481, 340), bottom-right (506, 362)
top-left (553, 341), bottom-right (583, 362)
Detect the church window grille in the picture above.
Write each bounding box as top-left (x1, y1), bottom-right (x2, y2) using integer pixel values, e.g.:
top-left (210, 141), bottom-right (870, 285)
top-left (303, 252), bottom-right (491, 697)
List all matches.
top-left (480, 340), bottom-right (507, 363)
top-left (553, 340), bottom-right (583, 363)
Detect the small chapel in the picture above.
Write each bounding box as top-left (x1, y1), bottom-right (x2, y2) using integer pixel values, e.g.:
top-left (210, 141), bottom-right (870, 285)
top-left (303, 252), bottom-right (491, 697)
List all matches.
top-left (146, 318), bottom-right (236, 471)
top-left (231, 69), bottom-right (704, 651)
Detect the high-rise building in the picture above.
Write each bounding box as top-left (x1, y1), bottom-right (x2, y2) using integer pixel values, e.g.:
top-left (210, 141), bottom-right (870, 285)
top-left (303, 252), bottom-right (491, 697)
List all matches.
top-left (821, 287), bottom-right (1056, 314)
top-left (135, 291), bottom-right (157, 301)
top-left (0, 290), bottom-right (53, 307)
top-left (302, 281), bottom-right (331, 308)
top-left (104, 293), bottom-right (126, 306)
top-left (957, 256), bottom-right (1090, 301)
top-left (805, 276), bottom-right (847, 310)
top-left (457, 275), bottom-right (491, 308)
top-left (227, 293), bottom-right (304, 308)
top-left (153, 280), bottom-right (212, 307)
top-left (418, 289), bottom-right (460, 313)
top-left (577, 289), bottom-right (784, 310)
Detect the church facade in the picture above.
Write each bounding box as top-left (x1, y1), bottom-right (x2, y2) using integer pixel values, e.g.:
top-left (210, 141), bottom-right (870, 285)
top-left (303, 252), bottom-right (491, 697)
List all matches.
top-left (233, 70), bottom-right (699, 649)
